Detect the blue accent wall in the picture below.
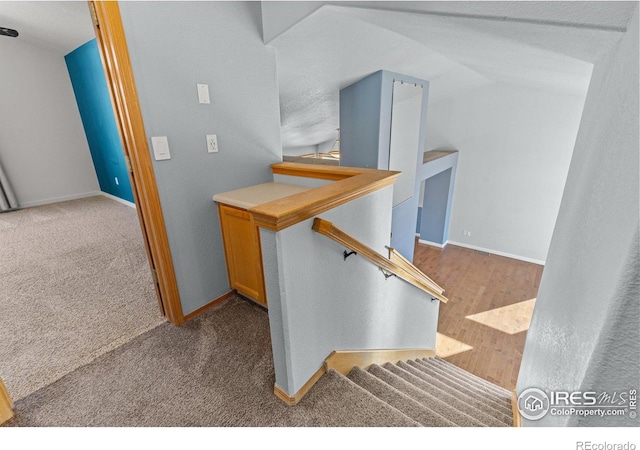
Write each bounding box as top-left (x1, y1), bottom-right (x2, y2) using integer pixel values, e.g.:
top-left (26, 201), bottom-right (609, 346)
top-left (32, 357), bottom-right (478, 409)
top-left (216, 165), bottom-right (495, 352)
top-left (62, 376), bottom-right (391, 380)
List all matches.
top-left (65, 40), bottom-right (134, 203)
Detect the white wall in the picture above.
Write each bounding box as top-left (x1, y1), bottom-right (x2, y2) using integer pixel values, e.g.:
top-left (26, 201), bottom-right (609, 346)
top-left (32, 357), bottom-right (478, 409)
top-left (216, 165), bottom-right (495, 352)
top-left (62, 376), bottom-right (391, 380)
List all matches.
top-left (426, 83), bottom-right (587, 263)
top-left (517, 6), bottom-right (638, 427)
top-left (261, 1), bottom-right (324, 43)
top-left (0, 38), bottom-right (99, 207)
top-left (119, 2), bottom-right (282, 315)
top-left (262, 182), bottom-right (439, 395)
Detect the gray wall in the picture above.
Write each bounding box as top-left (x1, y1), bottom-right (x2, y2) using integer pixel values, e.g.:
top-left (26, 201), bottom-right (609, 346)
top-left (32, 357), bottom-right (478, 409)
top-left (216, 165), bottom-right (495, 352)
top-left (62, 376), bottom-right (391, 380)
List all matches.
top-left (426, 83), bottom-right (586, 264)
top-left (0, 37), bottom-right (99, 208)
top-left (119, 2), bottom-right (282, 315)
top-left (517, 5), bottom-right (639, 427)
top-left (262, 180), bottom-right (440, 395)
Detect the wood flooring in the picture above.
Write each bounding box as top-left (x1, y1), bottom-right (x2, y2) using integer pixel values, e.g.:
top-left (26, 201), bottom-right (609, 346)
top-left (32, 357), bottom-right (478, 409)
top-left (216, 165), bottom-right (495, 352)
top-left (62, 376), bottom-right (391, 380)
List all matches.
top-left (413, 240), bottom-right (544, 392)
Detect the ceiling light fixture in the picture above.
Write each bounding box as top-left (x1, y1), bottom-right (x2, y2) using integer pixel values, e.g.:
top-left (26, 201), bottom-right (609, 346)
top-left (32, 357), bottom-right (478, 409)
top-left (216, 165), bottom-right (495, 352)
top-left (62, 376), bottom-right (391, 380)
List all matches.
top-left (0, 27), bottom-right (19, 38)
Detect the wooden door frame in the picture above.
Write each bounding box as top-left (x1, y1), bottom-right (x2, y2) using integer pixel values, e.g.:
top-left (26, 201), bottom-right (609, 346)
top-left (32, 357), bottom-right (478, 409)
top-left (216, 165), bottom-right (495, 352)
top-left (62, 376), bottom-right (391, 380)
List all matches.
top-left (89, 1), bottom-right (184, 325)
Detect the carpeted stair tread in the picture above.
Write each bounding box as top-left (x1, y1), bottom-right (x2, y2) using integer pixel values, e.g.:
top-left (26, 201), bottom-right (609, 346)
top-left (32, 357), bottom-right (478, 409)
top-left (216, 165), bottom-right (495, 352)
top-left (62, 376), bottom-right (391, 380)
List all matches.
top-left (417, 358), bottom-right (511, 401)
top-left (428, 357), bottom-right (512, 397)
top-left (300, 370), bottom-right (421, 427)
top-left (346, 366), bottom-right (455, 427)
top-left (407, 360), bottom-right (512, 415)
top-left (367, 364), bottom-right (486, 427)
top-left (382, 363), bottom-right (509, 427)
top-left (417, 358), bottom-right (512, 409)
top-left (426, 357), bottom-right (512, 398)
top-left (400, 361), bottom-right (513, 425)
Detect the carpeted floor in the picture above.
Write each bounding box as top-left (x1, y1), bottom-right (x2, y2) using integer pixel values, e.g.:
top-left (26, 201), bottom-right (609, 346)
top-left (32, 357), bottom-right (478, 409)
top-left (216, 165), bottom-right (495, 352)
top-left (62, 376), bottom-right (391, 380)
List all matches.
top-left (0, 196), bottom-right (166, 401)
top-left (5, 296), bottom-right (418, 427)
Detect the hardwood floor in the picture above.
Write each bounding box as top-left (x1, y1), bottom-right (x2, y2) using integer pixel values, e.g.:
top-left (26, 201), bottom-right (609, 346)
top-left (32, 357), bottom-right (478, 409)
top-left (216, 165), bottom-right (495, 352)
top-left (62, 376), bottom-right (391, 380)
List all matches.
top-left (413, 240), bottom-right (544, 391)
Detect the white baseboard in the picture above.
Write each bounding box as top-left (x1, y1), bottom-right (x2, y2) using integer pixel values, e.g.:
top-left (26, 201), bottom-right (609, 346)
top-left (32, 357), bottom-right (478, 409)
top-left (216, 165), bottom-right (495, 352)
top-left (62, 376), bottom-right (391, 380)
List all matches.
top-left (19, 191), bottom-right (101, 209)
top-left (447, 240), bottom-right (545, 266)
top-left (100, 192), bottom-right (136, 209)
top-left (418, 238), bottom-right (447, 249)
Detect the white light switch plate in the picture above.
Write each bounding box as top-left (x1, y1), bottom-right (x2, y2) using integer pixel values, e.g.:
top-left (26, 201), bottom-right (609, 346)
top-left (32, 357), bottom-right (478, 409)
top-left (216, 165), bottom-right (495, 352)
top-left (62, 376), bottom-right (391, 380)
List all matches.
top-left (197, 83), bottom-right (210, 104)
top-left (151, 136), bottom-right (171, 161)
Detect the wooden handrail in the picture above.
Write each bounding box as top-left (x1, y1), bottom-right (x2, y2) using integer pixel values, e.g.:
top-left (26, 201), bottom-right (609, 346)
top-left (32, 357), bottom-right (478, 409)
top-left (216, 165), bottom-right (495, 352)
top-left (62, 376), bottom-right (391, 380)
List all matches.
top-left (387, 247), bottom-right (444, 295)
top-left (250, 163), bottom-right (400, 231)
top-left (312, 218), bottom-right (448, 303)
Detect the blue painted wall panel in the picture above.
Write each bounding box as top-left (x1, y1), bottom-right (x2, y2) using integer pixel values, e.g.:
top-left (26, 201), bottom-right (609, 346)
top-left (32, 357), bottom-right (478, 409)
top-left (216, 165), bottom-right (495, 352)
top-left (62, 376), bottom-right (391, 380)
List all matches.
top-left (421, 168), bottom-right (452, 244)
top-left (65, 40), bottom-right (134, 203)
top-left (339, 71), bottom-right (383, 169)
top-left (416, 152), bottom-right (459, 246)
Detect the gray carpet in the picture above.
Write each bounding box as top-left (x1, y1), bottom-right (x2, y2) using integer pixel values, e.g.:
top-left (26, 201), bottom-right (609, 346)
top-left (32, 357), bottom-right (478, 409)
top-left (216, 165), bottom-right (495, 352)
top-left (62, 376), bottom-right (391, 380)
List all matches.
top-left (4, 296), bottom-right (418, 427)
top-left (5, 294), bottom-right (514, 427)
top-left (0, 196), bottom-right (165, 401)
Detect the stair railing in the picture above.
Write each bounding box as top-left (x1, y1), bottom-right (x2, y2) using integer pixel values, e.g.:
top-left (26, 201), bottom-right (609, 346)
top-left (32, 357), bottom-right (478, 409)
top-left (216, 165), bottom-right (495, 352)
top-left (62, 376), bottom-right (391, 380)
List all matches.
top-left (312, 218), bottom-right (448, 303)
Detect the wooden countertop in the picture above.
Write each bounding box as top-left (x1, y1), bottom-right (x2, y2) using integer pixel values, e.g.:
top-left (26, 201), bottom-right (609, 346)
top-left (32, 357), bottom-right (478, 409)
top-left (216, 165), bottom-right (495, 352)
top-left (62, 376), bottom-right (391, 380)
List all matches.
top-left (213, 182), bottom-right (312, 210)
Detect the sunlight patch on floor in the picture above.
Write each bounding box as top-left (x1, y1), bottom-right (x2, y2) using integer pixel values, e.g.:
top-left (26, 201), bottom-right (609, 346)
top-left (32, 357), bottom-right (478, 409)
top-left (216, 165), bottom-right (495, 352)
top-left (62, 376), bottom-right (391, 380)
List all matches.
top-left (435, 332), bottom-right (474, 358)
top-left (465, 298), bottom-right (536, 335)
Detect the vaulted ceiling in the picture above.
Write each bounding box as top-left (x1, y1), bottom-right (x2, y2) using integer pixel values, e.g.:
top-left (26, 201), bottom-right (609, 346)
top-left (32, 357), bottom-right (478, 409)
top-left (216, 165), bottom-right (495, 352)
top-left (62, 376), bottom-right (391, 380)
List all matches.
top-left (1, 1), bottom-right (636, 151)
top-left (264, 1), bottom-right (637, 148)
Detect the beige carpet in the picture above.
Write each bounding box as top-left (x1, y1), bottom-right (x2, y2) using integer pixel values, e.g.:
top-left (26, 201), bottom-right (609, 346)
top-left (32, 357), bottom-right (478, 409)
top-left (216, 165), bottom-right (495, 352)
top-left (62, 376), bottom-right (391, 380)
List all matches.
top-left (4, 294), bottom-right (515, 427)
top-left (0, 195), bottom-right (166, 401)
top-left (5, 296), bottom-right (418, 427)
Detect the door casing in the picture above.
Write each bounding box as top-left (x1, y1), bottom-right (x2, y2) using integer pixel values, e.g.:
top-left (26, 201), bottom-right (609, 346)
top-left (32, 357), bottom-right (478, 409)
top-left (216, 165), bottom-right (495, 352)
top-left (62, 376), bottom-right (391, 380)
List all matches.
top-left (89, 1), bottom-right (184, 325)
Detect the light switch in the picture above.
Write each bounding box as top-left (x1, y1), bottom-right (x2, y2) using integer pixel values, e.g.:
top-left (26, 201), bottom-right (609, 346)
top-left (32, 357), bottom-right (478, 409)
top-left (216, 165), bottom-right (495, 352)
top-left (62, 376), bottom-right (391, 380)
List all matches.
top-left (197, 83), bottom-right (210, 104)
top-left (151, 136), bottom-right (171, 161)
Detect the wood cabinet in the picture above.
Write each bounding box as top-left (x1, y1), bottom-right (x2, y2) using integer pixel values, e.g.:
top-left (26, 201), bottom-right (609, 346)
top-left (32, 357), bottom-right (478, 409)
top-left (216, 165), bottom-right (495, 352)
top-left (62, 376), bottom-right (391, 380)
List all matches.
top-left (217, 203), bottom-right (267, 307)
top-left (214, 180), bottom-right (314, 308)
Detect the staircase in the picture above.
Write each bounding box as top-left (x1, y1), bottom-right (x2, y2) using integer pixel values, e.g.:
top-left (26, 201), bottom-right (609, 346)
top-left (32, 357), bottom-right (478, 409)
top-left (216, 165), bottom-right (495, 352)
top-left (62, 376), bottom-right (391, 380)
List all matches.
top-left (334, 357), bottom-right (514, 427)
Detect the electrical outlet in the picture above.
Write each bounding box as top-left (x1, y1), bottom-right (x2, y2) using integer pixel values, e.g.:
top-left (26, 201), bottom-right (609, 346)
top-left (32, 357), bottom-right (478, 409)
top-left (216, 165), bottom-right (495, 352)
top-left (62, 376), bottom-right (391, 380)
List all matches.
top-left (206, 134), bottom-right (218, 153)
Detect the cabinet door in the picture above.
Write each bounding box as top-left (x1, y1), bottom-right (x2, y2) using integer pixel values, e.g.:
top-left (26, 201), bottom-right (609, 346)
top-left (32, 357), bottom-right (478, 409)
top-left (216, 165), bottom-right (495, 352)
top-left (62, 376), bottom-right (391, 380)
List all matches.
top-left (218, 204), bottom-right (267, 306)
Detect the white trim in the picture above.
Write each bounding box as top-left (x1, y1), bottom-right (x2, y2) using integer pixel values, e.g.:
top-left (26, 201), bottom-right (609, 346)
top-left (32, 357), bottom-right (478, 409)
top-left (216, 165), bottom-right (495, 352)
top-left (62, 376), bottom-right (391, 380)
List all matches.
top-left (100, 191), bottom-right (136, 209)
top-left (418, 238), bottom-right (447, 249)
top-left (447, 240), bottom-right (546, 266)
top-left (19, 191), bottom-right (101, 209)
